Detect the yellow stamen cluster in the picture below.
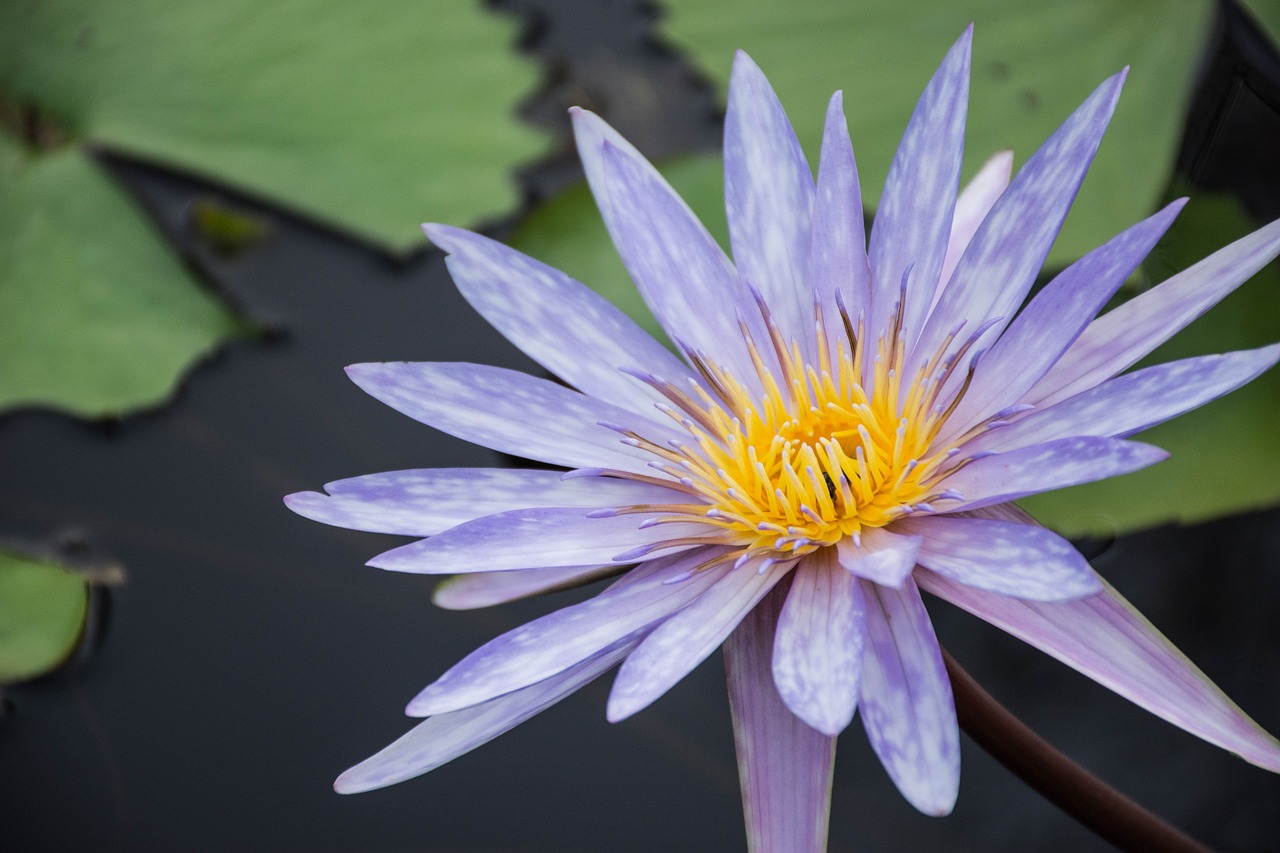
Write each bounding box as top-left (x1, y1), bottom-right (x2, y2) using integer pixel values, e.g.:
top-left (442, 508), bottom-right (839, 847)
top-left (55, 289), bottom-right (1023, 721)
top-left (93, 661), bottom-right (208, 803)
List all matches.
top-left (630, 304), bottom-right (973, 564)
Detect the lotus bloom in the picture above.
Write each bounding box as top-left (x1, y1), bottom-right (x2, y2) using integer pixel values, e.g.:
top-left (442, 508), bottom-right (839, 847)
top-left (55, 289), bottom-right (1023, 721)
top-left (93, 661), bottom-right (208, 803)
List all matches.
top-left (287, 27), bottom-right (1280, 849)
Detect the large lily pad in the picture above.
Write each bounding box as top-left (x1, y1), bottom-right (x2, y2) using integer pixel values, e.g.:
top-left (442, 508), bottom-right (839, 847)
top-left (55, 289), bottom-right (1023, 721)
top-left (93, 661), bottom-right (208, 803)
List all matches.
top-left (0, 0), bottom-right (545, 252)
top-left (0, 135), bottom-right (245, 416)
top-left (659, 0), bottom-right (1214, 268)
top-left (1021, 194), bottom-right (1280, 536)
top-left (0, 549), bottom-right (88, 684)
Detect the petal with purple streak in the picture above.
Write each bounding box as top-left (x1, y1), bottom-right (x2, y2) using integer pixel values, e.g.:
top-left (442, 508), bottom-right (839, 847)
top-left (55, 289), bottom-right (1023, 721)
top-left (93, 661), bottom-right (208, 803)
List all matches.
top-left (432, 565), bottom-right (625, 611)
top-left (835, 527), bottom-right (921, 587)
top-left (725, 579), bottom-right (836, 853)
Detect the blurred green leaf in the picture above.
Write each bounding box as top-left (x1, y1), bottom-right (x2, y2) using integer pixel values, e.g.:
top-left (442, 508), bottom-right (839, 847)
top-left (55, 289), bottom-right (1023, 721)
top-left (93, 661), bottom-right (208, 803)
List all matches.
top-left (0, 0), bottom-right (545, 252)
top-left (1022, 194), bottom-right (1280, 536)
top-left (0, 549), bottom-right (88, 684)
top-left (660, 0), bottom-right (1214, 268)
top-left (1240, 0), bottom-right (1280, 44)
top-left (0, 136), bottom-right (245, 416)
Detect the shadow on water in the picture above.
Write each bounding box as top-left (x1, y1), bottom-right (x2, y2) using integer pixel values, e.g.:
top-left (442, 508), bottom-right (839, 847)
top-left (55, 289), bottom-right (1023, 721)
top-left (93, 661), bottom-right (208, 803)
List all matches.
top-left (1, 1), bottom-right (1279, 850)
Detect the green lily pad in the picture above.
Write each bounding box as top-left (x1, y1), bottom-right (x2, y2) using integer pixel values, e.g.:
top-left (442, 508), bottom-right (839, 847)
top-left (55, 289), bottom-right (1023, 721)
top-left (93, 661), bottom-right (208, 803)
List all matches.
top-left (659, 0), bottom-right (1214, 268)
top-left (0, 135), bottom-right (246, 417)
top-left (1240, 1), bottom-right (1280, 44)
top-left (0, 549), bottom-right (89, 684)
top-left (1021, 194), bottom-right (1280, 536)
top-left (0, 0), bottom-right (545, 253)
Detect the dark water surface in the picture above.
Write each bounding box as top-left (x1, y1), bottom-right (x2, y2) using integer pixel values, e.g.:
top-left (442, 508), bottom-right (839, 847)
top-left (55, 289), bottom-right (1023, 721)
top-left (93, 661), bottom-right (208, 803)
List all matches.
top-left (2, 1), bottom-right (1279, 850)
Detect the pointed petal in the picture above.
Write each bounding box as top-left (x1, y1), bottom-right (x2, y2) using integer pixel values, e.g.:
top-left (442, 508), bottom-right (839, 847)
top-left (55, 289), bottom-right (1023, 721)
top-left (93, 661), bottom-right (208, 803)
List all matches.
top-left (970, 344), bottom-right (1280, 454)
top-left (940, 200), bottom-right (1184, 440)
top-left (918, 570), bottom-right (1280, 772)
top-left (859, 576), bottom-right (960, 815)
top-left (810, 91), bottom-right (870, 366)
top-left (425, 224), bottom-right (693, 411)
top-left (937, 150), bottom-right (1013, 294)
top-left (606, 560), bottom-right (787, 721)
top-left (835, 527), bottom-right (922, 586)
top-left (868, 26), bottom-right (971, 348)
top-left (571, 109), bottom-right (760, 385)
top-left (367, 508), bottom-right (711, 573)
top-left (432, 565), bottom-right (624, 611)
top-left (335, 632), bottom-right (640, 793)
top-left (725, 51), bottom-right (815, 350)
top-left (408, 550), bottom-right (732, 716)
top-left (725, 579), bottom-right (836, 853)
top-left (897, 515), bottom-right (1099, 601)
top-left (772, 549), bottom-right (867, 735)
top-left (1031, 215), bottom-right (1280, 406)
top-left (915, 69), bottom-right (1126, 375)
top-left (943, 436), bottom-right (1169, 510)
top-left (285, 468), bottom-right (682, 536)
top-left (345, 362), bottom-right (678, 474)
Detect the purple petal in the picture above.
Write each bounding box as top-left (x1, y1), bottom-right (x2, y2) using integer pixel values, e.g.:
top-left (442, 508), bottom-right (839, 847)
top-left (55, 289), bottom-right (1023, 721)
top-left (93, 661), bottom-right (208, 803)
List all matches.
top-left (867, 26), bottom-right (971, 350)
top-left (918, 569), bottom-right (1280, 772)
top-left (432, 565), bottom-right (625, 611)
top-left (809, 91), bottom-right (871, 367)
top-left (835, 527), bottom-right (922, 587)
top-left (285, 468), bottom-right (683, 536)
top-left (367, 508), bottom-right (711, 573)
top-left (859, 576), bottom-right (960, 816)
top-left (944, 436), bottom-right (1169, 510)
top-left (939, 200), bottom-right (1184, 440)
top-left (970, 344), bottom-right (1280, 454)
top-left (425, 224), bottom-right (694, 412)
top-left (771, 549), bottom-right (867, 736)
top-left (407, 549), bottom-right (731, 716)
top-left (335, 632), bottom-right (640, 793)
top-left (571, 109), bottom-right (761, 386)
top-left (937, 151), bottom-right (1013, 295)
top-left (914, 69), bottom-right (1126, 377)
top-left (1031, 215), bottom-right (1280, 406)
top-left (897, 515), bottom-right (1100, 601)
top-left (345, 362), bottom-right (680, 475)
top-left (606, 559), bottom-right (788, 721)
top-left (725, 51), bottom-right (815, 352)
top-left (725, 579), bottom-right (837, 853)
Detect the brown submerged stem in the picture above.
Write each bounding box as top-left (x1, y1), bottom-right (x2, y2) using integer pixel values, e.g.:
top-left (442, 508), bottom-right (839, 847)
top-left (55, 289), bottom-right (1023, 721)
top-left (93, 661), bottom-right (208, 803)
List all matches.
top-left (942, 648), bottom-right (1213, 853)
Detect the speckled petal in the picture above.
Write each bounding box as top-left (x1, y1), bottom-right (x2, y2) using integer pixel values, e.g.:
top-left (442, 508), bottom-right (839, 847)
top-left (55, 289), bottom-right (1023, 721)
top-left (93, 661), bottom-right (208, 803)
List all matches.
top-left (366, 508), bottom-right (711, 573)
top-left (810, 91), bottom-right (870, 368)
top-left (432, 565), bottom-right (625, 611)
top-left (407, 549), bottom-right (731, 716)
top-left (1032, 215), bottom-right (1280, 406)
top-left (943, 436), bottom-right (1169, 510)
top-left (607, 559), bottom-right (787, 721)
top-left (970, 344), bottom-right (1280, 454)
top-left (725, 51), bottom-right (815, 352)
top-left (772, 549), bottom-right (867, 736)
top-left (425, 223), bottom-right (694, 412)
top-left (725, 580), bottom-right (837, 853)
top-left (859, 576), bottom-right (959, 816)
top-left (918, 568), bottom-right (1280, 772)
top-left (345, 362), bottom-right (679, 474)
top-left (835, 527), bottom-right (922, 587)
top-left (940, 199), bottom-right (1183, 440)
top-left (571, 109), bottom-right (762, 386)
top-left (285, 468), bottom-right (683, 536)
top-left (334, 632), bottom-right (641, 794)
top-left (914, 69), bottom-right (1126, 377)
top-left (937, 151), bottom-right (1012, 296)
top-left (898, 515), bottom-right (1099, 601)
top-left (868, 26), bottom-right (971, 351)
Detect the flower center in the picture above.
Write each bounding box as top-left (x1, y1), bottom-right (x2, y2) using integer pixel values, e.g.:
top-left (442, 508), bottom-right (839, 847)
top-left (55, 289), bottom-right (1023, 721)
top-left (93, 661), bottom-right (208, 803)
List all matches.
top-left (617, 299), bottom-right (979, 566)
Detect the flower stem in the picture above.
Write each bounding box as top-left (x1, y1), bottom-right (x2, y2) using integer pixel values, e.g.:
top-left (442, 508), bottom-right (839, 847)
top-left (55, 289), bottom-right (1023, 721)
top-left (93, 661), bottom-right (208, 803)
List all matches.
top-left (941, 648), bottom-right (1212, 853)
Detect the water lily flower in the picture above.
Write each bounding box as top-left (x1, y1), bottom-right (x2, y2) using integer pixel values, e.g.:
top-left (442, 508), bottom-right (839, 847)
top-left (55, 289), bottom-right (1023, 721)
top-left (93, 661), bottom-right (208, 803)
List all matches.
top-left (287, 26), bottom-right (1280, 850)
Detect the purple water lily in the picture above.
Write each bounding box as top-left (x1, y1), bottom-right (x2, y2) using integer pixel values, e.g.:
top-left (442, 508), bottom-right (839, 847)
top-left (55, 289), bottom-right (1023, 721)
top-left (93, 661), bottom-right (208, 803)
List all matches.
top-left (287, 27), bottom-right (1280, 850)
